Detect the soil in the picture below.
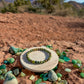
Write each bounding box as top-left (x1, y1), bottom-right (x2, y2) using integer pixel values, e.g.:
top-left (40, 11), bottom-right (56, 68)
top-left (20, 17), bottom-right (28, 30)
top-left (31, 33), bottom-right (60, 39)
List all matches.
top-left (0, 12), bottom-right (84, 84)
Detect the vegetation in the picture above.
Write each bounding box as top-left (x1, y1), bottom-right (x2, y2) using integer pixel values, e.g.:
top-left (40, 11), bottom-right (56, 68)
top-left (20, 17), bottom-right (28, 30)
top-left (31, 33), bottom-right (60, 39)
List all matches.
top-left (0, 0), bottom-right (84, 17)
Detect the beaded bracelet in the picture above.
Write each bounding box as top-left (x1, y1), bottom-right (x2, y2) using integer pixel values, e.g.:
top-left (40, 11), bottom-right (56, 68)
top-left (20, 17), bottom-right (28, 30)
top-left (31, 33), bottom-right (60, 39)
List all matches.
top-left (26, 48), bottom-right (51, 64)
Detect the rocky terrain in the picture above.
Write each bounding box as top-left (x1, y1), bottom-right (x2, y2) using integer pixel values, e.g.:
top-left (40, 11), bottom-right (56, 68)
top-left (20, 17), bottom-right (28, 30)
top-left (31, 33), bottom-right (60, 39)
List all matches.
top-left (0, 13), bottom-right (84, 84)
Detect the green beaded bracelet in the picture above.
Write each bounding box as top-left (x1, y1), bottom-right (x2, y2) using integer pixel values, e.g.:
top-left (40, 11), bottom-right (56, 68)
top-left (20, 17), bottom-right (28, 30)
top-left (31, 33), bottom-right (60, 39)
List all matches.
top-left (26, 48), bottom-right (51, 64)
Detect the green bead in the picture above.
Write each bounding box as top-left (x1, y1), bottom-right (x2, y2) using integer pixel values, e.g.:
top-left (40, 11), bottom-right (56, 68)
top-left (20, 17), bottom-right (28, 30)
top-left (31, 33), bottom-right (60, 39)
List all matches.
top-left (43, 77), bottom-right (48, 81)
top-left (35, 79), bottom-right (42, 84)
top-left (65, 49), bottom-right (69, 52)
top-left (64, 57), bottom-right (70, 62)
top-left (20, 72), bottom-right (26, 77)
top-left (0, 65), bottom-right (6, 70)
top-left (0, 75), bottom-right (4, 80)
top-left (0, 70), bottom-right (2, 74)
top-left (9, 58), bottom-right (15, 64)
top-left (57, 73), bottom-right (62, 78)
top-left (59, 59), bottom-right (65, 63)
top-left (73, 63), bottom-right (82, 68)
top-left (2, 69), bottom-right (7, 74)
top-left (72, 59), bottom-right (77, 64)
top-left (65, 68), bottom-right (71, 72)
top-left (80, 73), bottom-right (84, 78)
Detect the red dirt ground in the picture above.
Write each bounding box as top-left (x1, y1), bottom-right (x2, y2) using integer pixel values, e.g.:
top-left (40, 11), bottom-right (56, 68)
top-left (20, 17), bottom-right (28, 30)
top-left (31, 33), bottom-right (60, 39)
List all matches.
top-left (0, 13), bottom-right (84, 84)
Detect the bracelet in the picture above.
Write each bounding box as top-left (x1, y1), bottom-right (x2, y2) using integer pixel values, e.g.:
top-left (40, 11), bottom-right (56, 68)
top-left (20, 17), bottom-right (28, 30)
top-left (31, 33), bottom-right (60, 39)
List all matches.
top-left (26, 48), bottom-right (51, 64)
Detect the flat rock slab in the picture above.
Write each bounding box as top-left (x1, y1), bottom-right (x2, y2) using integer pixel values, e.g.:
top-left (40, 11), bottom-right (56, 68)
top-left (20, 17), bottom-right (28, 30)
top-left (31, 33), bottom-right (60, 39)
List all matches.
top-left (20, 47), bottom-right (59, 72)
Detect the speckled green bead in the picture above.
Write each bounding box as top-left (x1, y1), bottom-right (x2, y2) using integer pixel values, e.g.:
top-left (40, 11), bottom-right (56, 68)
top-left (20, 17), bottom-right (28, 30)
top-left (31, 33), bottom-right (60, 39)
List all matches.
top-left (57, 73), bottom-right (62, 78)
top-left (9, 58), bottom-right (15, 64)
top-left (80, 73), bottom-right (84, 78)
top-left (72, 59), bottom-right (77, 64)
top-left (59, 59), bottom-right (65, 63)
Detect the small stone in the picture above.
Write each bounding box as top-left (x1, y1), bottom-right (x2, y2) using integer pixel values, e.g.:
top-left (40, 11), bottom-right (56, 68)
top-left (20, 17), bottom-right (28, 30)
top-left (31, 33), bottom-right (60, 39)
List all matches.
top-left (35, 79), bottom-right (42, 84)
top-left (12, 67), bottom-right (21, 77)
top-left (3, 73), bottom-right (18, 84)
top-left (80, 73), bottom-right (84, 78)
top-left (73, 63), bottom-right (82, 68)
top-left (56, 80), bottom-right (68, 84)
top-left (57, 77), bottom-right (61, 81)
top-left (29, 75), bottom-right (35, 80)
top-left (59, 59), bottom-right (65, 63)
top-left (65, 68), bottom-right (71, 72)
top-left (0, 75), bottom-right (4, 80)
top-left (48, 70), bottom-right (58, 82)
top-left (5, 71), bottom-right (12, 78)
top-left (9, 58), bottom-right (15, 64)
top-left (4, 60), bottom-right (9, 64)
top-left (0, 65), bottom-right (6, 70)
top-left (64, 57), bottom-right (70, 62)
top-left (20, 72), bottom-right (26, 77)
top-left (72, 59), bottom-right (77, 64)
top-left (57, 73), bottom-right (62, 78)
top-left (2, 69), bottom-right (7, 74)
top-left (0, 70), bottom-right (2, 74)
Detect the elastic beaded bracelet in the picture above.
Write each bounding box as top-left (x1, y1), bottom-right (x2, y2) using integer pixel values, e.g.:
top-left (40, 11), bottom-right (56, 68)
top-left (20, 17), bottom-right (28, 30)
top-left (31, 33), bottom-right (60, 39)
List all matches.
top-left (26, 48), bottom-right (51, 64)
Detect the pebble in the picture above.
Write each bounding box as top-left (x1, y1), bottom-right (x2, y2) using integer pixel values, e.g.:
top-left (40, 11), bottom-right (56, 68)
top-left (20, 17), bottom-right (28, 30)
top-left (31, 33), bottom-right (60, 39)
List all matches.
top-left (4, 60), bottom-right (9, 64)
top-left (64, 57), bottom-right (70, 62)
top-left (9, 58), bottom-right (15, 64)
top-left (48, 70), bottom-right (58, 82)
top-left (80, 73), bottom-right (84, 78)
top-left (59, 59), bottom-right (65, 63)
top-left (3, 73), bottom-right (18, 84)
top-left (57, 73), bottom-right (62, 78)
top-left (29, 75), bottom-right (35, 80)
top-left (0, 65), bottom-right (6, 70)
top-left (35, 79), bottom-right (42, 84)
top-left (72, 59), bottom-right (77, 64)
top-left (65, 68), bottom-right (71, 72)
top-left (0, 70), bottom-right (2, 74)
top-left (20, 72), bottom-right (26, 77)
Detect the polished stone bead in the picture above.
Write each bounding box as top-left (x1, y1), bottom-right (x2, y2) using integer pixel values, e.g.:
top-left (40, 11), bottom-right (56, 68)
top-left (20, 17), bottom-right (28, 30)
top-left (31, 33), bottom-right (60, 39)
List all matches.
top-left (57, 73), bottom-right (62, 78)
top-left (72, 59), bottom-right (77, 64)
top-left (65, 68), bottom-right (71, 72)
top-left (0, 65), bottom-right (6, 70)
top-left (80, 73), bottom-right (84, 78)
top-left (35, 79), bottom-right (42, 84)
top-left (20, 72), bottom-right (26, 77)
top-left (59, 59), bottom-right (65, 63)
top-left (9, 58), bottom-right (15, 64)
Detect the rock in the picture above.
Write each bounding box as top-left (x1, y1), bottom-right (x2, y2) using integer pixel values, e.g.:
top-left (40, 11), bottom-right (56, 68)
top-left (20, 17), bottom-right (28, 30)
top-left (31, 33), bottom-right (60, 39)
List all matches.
top-left (2, 69), bottom-right (7, 74)
top-left (57, 73), bottom-right (62, 78)
top-left (0, 75), bottom-right (4, 80)
top-left (3, 73), bottom-right (18, 84)
top-left (0, 65), bottom-right (6, 70)
top-left (57, 77), bottom-right (61, 81)
top-left (73, 63), bottom-right (82, 68)
top-left (9, 58), bottom-right (15, 64)
top-left (20, 72), bottom-right (26, 77)
top-left (35, 79), bottom-right (42, 84)
top-left (59, 59), bottom-right (65, 63)
top-left (12, 67), bottom-right (21, 76)
top-left (9, 46), bottom-right (18, 55)
top-left (80, 73), bottom-right (84, 78)
top-left (72, 59), bottom-right (77, 64)
top-left (0, 70), bottom-right (2, 74)
top-left (48, 70), bottom-right (58, 82)
top-left (4, 60), bottom-right (9, 64)
top-left (56, 80), bottom-right (68, 84)
top-left (65, 68), bottom-right (71, 72)
top-left (29, 75), bottom-right (35, 80)
top-left (64, 57), bottom-right (70, 62)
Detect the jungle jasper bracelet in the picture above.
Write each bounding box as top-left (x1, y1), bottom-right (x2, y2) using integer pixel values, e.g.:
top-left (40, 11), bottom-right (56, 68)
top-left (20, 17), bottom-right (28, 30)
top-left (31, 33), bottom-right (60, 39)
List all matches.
top-left (26, 48), bottom-right (51, 64)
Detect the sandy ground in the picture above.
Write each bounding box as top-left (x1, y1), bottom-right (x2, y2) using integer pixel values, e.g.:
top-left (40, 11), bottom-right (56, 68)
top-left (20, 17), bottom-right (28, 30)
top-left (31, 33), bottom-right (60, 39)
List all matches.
top-left (0, 13), bottom-right (84, 84)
